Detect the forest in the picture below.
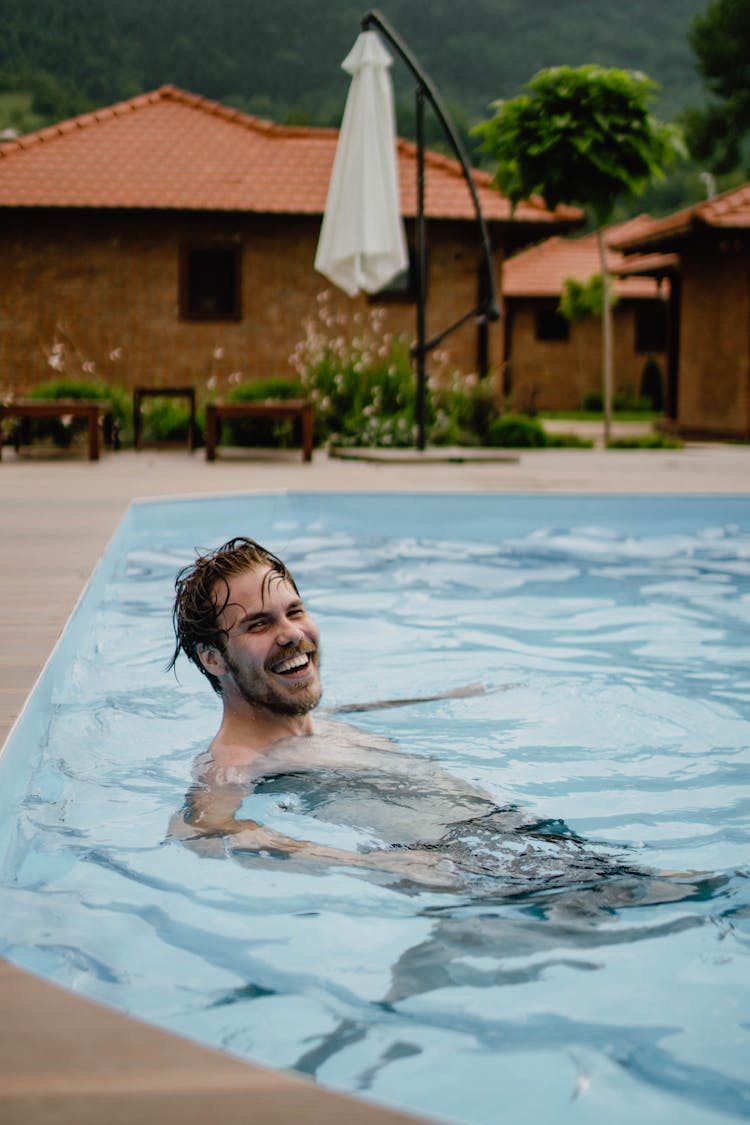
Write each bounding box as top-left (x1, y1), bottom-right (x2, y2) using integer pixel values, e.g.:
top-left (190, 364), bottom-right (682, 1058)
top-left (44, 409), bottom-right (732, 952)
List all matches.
top-left (0, 0), bottom-right (707, 130)
top-left (0, 0), bottom-right (744, 214)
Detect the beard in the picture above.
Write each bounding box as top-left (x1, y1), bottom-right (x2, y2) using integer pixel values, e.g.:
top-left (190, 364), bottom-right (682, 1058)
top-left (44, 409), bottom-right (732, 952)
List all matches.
top-left (225, 648), bottom-right (322, 718)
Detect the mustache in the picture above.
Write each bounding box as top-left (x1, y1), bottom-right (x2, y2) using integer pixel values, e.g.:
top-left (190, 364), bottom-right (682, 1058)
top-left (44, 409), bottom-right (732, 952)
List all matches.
top-left (265, 641), bottom-right (318, 670)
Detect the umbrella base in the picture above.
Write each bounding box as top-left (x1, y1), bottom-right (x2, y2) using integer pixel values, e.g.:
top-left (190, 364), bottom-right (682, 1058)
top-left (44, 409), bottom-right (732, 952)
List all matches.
top-left (328, 445), bottom-right (520, 464)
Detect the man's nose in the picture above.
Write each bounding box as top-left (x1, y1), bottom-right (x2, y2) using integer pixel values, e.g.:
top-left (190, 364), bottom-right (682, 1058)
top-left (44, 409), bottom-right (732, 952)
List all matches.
top-left (275, 620), bottom-right (304, 647)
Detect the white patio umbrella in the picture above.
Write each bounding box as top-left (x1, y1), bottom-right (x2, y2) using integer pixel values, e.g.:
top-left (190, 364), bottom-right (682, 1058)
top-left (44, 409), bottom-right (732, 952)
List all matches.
top-left (315, 30), bottom-right (408, 297)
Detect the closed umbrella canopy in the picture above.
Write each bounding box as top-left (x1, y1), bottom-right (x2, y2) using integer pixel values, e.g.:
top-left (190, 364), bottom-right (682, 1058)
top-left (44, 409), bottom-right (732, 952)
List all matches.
top-left (315, 30), bottom-right (408, 297)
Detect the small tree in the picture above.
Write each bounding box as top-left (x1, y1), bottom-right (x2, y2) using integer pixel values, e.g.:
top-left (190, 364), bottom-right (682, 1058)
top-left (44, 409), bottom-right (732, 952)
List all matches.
top-left (559, 273), bottom-right (618, 323)
top-left (475, 65), bottom-right (683, 443)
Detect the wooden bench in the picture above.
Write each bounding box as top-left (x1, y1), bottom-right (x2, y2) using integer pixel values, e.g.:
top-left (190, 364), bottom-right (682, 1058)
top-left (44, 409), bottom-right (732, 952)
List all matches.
top-left (133, 385), bottom-right (197, 451)
top-left (0, 399), bottom-right (118, 462)
top-left (204, 400), bottom-right (314, 463)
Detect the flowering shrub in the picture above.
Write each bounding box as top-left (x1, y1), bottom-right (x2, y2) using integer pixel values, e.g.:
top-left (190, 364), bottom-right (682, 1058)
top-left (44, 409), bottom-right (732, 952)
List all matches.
top-left (289, 294), bottom-right (417, 447)
top-left (289, 293), bottom-right (499, 448)
top-left (430, 371), bottom-right (498, 446)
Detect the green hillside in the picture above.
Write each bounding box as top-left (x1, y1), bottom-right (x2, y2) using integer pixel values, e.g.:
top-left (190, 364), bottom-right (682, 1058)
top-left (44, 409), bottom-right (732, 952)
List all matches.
top-left (0, 0), bottom-right (708, 139)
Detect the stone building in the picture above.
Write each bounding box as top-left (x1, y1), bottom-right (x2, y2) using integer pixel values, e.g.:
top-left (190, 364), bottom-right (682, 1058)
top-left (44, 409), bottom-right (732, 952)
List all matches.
top-left (0, 85), bottom-right (577, 397)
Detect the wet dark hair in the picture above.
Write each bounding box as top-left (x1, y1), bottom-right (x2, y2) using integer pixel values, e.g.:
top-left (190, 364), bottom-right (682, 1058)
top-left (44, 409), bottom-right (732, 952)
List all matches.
top-left (169, 536), bottom-right (298, 695)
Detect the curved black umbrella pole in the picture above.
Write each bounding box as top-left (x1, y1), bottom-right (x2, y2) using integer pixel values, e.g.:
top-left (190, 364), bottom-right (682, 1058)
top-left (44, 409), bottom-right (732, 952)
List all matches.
top-left (362, 9), bottom-right (500, 449)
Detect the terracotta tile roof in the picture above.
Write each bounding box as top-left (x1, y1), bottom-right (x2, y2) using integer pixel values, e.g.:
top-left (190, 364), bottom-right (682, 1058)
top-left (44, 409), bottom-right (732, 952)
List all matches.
top-left (611, 251), bottom-right (679, 279)
top-left (503, 217), bottom-right (665, 299)
top-left (0, 85), bottom-right (579, 228)
top-left (610, 181), bottom-right (750, 252)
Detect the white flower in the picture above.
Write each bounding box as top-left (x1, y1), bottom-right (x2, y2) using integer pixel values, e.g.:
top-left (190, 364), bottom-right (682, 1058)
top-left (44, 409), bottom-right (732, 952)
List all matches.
top-left (109, 348), bottom-right (122, 361)
top-left (213, 347), bottom-right (224, 360)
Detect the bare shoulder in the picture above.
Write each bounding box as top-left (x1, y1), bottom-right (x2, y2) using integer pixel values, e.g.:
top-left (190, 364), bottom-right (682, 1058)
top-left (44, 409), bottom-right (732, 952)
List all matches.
top-left (192, 746), bottom-right (255, 788)
top-left (245, 718), bottom-right (398, 777)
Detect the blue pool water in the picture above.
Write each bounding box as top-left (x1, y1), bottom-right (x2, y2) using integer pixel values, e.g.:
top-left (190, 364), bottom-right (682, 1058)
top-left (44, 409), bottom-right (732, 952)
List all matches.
top-left (1, 492), bottom-right (749, 1125)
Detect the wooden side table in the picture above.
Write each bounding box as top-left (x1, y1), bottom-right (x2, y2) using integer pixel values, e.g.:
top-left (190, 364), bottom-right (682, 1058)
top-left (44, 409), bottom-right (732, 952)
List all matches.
top-left (133, 386), bottom-right (197, 451)
top-left (0, 400), bottom-right (115, 462)
top-left (204, 400), bottom-right (314, 463)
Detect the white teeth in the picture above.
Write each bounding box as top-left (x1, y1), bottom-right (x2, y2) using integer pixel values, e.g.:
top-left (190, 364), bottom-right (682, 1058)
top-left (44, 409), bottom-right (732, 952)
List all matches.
top-left (274, 653), bottom-right (309, 674)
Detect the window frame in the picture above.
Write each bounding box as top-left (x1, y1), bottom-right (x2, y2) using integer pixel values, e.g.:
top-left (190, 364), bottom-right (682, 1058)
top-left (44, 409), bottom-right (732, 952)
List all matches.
top-left (179, 243), bottom-right (243, 322)
top-left (634, 299), bottom-right (667, 354)
top-left (534, 302), bottom-right (570, 343)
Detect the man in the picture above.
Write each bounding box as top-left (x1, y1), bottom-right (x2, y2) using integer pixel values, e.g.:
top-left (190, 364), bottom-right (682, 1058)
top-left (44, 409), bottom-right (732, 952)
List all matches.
top-left (168, 537), bottom-right (694, 897)
top-left (168, 536), bottom-right (492, 885)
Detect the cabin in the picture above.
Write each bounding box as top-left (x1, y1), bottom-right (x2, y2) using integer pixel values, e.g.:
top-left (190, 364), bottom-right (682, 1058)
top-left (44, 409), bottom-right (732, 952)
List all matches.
top-left (612, 184), bottom-right (750, 440)
top-left (501, 217), bottom-right (669, 413)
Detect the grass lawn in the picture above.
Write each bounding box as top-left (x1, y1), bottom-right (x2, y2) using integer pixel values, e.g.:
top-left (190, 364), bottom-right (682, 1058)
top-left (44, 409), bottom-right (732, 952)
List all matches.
top-left (539, 410), bottom-right (660, 423)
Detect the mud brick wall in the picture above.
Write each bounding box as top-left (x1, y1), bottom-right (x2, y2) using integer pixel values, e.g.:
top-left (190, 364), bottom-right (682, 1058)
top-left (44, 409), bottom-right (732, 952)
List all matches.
top-left (503, 299), bottom-right (667, 413)
top-left (675, 231), bottom-right (750, 440)
top-left (0, 209), bottom-right (503, 396)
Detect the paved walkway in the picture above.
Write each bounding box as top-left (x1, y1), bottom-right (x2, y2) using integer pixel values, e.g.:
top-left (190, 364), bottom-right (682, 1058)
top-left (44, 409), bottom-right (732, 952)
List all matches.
top-left (1, 440), bottom-right (749, 1125)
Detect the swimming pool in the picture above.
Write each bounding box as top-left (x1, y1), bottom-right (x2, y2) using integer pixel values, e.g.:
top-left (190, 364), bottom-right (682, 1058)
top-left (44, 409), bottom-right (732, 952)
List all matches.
top-left (1, 492), bottom-right (748, 1124)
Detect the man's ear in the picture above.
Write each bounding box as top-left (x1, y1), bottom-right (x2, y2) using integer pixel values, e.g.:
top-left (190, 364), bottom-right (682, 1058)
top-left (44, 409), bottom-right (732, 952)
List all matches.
top-left (197, 644), bottom-right (228, 678)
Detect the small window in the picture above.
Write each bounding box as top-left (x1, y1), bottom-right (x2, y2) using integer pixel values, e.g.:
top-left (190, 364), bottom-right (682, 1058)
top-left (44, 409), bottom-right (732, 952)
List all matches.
top-left (535, 305), bottom-right (570, 342)
top-left (180, 245), bottom-right (241, 320)
top-left (635, 301), bottom-right (667, 353)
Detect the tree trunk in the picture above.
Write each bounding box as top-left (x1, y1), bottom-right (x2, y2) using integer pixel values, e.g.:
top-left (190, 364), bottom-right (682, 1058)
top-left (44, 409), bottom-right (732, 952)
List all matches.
top-left (596, 226), bottom-right (613, 446)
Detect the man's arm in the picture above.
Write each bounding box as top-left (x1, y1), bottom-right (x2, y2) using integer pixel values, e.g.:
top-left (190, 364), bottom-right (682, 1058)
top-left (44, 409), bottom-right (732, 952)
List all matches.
top-left (169, 782), bottom-right (459, 887)
top-left (169, 782), bottom-right (323, 855)
top-left (329, 681), bottom-right (500, 713)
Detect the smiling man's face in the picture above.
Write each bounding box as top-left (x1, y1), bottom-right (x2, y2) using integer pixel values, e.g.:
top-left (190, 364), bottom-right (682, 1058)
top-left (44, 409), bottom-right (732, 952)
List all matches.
top-left (212, 565), bottom-right (321, 717)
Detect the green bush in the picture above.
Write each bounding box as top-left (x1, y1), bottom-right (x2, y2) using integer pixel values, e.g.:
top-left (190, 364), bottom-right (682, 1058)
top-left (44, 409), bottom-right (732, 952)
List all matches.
top-left (137, 397), bottom-right (202, 445)
top-left (487, 413), bottom-right (548, 448)
top-left (223, 378), bottom-right (305, 447)
top-left (545, 431), bottom-right (594, 448)
top-left (27, 378), bottom-right (129, 447)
